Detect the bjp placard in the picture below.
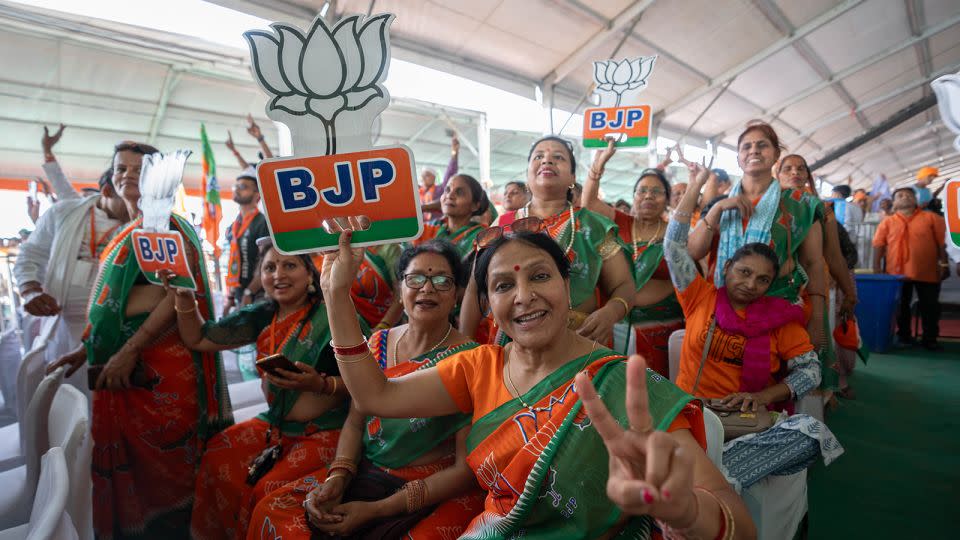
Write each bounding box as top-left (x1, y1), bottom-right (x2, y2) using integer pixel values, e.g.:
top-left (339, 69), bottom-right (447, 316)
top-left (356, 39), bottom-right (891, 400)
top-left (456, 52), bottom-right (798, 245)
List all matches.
top-left (131, 230), bottom-right (196, 290)
top-left (946, 178), bottom-right (960, 248)
top-left (256, 145), bottom-right (422, 254)
top-left (582, 105), bottom-right (652, 148)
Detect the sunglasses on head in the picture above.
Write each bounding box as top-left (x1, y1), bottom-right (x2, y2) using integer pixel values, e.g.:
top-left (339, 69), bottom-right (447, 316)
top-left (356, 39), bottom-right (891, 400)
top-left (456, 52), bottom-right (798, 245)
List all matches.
top-left (403, 273), bottom-right (455, 291)
top-left (474, 216), bottom-right (546, 251)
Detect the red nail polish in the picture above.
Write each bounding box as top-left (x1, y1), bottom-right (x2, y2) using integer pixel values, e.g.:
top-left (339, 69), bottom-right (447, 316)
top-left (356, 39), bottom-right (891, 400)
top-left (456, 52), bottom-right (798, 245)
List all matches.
top-left (662, 488), bottom-right (671, 501)
top-left (643, 489), bottom-right (654, 504)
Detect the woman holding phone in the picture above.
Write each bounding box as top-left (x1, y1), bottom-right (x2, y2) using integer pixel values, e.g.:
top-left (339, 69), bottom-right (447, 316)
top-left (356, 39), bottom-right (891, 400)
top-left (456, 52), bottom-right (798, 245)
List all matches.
top-left (170, 238), bottom-right (355, 540)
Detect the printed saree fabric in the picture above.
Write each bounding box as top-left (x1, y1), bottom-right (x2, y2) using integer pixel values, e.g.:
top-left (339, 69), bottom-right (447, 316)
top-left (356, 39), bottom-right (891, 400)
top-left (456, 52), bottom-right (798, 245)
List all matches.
top-left (351, 245), bottom-right (400, 327)
top-left (440, 347), bottom-right (699, 539)
top-left (416, 220), bottom-right (486, 259)
top-left (191, 300), bottom-right (348, 540)
top-left (85, 215), bottom-right (232, 539)
top-left (246, 332), bottom-right (485, 540)
top-left (626, 238), bottom-right (684, 378)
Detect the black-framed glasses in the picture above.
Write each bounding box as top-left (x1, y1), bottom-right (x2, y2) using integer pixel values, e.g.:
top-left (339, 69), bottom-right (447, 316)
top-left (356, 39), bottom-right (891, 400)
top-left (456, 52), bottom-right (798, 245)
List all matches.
top-left (403, 273), bottom-right (455, 291)
top-left (473, 216), bottom-right (546, 251)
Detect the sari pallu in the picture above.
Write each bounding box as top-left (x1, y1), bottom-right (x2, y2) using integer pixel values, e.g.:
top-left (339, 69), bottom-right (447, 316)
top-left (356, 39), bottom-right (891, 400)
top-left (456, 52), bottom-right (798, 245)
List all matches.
top-left (351, 246), bottom-right (400, 328)
top-left (191, 302), bottom-right (349, 540)
top-left (461, 354), bottom-right (700, 540)
top-left (86, 215), bottom-right (232, 539)
top-left (247, 332), bottom-right (485, 540)
top-left (626, 241), bottom-right (683, 377)
top-left (416, 221), bottom-right (485, 259)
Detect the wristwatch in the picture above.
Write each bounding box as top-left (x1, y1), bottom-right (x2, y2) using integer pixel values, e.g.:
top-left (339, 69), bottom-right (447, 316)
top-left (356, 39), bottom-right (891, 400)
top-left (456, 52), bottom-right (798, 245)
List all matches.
top-left (243, 288), bottom-right (254, 297)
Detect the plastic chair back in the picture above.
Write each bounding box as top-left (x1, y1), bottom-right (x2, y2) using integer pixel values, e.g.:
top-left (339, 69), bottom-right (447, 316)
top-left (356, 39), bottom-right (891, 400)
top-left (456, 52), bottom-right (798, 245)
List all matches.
top-left (25, 447), bottom-right (70, 540)
top-left (667, 329), bottom-right (685, 382)
top-left (49, 386), bottom-right (91, 539)
top-left (702, 407), bottom-right (724, 467)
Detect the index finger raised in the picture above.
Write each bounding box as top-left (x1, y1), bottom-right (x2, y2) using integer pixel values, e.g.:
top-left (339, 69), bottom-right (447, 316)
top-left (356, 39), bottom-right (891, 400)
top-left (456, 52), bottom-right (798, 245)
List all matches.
top-left (575, 370), bottom-right (625, 444)
top-left (625, 355), bottom-right (654, 434)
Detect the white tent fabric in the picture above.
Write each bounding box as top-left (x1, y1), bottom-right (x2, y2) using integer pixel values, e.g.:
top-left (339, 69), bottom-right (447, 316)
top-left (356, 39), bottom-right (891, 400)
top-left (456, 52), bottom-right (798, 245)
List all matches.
top-left (1, 0), bottom-right (959, 203)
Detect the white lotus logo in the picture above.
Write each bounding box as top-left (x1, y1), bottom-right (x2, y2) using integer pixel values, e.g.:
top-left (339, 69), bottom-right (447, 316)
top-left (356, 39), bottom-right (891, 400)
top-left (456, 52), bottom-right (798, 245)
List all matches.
top-left (593, 56), bottom-right (657, 107)
top-left (244, 14), bottom-right (394, 155)
top-left (931, 69), bottom-right (960, 152)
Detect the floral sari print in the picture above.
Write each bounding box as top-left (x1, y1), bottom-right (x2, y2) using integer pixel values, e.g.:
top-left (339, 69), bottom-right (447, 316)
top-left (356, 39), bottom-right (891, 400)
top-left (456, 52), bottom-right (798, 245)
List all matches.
top-left (85, 215), bottom-right (232, 539)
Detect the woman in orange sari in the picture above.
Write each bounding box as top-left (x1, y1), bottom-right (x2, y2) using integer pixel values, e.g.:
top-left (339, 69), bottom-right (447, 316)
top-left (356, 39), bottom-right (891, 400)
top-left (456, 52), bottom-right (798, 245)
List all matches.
top-left (172, 239), bottom-right (351, 539)
top-left (50, 143), bottom-right (233, 538)
top-left (250, 241), bottom-right (485, 539)
top-left (317, 228), bottom-right (754, 539)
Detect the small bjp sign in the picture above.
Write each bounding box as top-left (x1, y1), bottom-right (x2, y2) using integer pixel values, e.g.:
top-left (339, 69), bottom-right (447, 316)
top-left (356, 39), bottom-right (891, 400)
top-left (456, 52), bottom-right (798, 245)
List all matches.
top-left (132, 230), bottom-right (197, 289)
top-left (244, 13), bottom-right (423, 253)
top-left (583, 56), bottom-right (657, 149)
top-left (945, 178), bottom-right (960, 249)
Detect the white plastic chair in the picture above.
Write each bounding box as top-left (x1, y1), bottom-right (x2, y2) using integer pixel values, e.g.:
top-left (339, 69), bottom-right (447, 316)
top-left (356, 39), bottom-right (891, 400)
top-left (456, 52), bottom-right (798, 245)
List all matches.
top-left (233, 404), bottom-right (267, 423)
top-left (667, 329), bottom-right (685, 382)
top-left (701, 407), bottom-right (724, 468)
top-left (0, 447), bottom-right (78, 540)
top-left (742, 470), bottom-right (808, 540)
top-left (49, 386), bottom-right (91, 540)
top-left (228, 379), bottom-right (266, 411)
top-left (0, 318), bottom-right (62, 471)
top-left (0, 368), bottom-right (65, 529)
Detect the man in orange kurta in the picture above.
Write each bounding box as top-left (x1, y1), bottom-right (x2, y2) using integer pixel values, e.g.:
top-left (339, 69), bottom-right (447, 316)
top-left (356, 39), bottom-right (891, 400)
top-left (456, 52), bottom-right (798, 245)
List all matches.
top-left (872, 187), bottom-right (949, 350)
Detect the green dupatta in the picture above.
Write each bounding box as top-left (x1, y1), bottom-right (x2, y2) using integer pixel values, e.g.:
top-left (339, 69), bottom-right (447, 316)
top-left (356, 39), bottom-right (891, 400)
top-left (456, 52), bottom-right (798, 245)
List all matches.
top-left (765, 189), bottom-right (823, 302)
top-left (629, 241), bottom-right (683, 325)
top-left (463, 352), bottom-right (693, 539)
top-left (363, 340), bottom-right (478, 469)
top-left (436, 222), bottom-right (485, 258)
top-left (564, 208), bottom-right (628, 307)
top-left (85, 214), bottom-right (232, 439)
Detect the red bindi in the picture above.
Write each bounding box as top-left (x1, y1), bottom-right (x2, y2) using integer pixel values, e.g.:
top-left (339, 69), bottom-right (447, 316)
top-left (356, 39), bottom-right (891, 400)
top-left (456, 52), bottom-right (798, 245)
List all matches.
top-left (514, 265), bottom-right (521, 271)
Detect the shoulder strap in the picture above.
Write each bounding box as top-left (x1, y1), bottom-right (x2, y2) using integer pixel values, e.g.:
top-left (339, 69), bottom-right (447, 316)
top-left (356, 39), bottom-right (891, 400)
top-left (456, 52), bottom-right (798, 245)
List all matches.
top-left (691, 316), bottom-right (717, 396)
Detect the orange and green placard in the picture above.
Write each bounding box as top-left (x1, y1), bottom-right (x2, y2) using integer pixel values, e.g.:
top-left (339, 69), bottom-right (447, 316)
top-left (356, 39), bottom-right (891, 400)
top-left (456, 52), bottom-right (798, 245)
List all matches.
top-left (946, 178), bottom-right (960, 248)
top-left (256, 145), bottom-right (422, 254)
top-left (582, 105), bottom-right (652, 148)
top-left (131, 230), bottom-right (197, 290)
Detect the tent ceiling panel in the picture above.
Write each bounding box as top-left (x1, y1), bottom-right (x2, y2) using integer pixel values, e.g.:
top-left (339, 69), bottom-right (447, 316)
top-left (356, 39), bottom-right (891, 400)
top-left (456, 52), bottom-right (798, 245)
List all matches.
top-left (862, 87), bottom-right (925, 125)
top-left (838, 47), bottom-right (924, 102)
top-left (429, 0), bottom-right (503, 21)
top-left (460, 24), bottom-right (566, 80)
top-left (930, 33), bottom-right (960, 72)
top-left (809, 115), bottom-right (864, 151)
top-left (628, 0), bottom-right (783, 78)
top-left (56, 44), bottom-right (173, 104)
top-left (775, 0), bottom-right (841, 28)
top-left (804, 0), bottom-right (912, 74)
top-left (168, 74), bottom-right (267, 119)
top-left (486, 0), bottom-right (602, 57)
top-left (578, 0), bottom-right (638, 20)
top-left (726, 47), bottom-right (822, 111)
top-left (778, 86), bottom-right (849, 131)
top-left (923, 0), bottom-right (960, 27)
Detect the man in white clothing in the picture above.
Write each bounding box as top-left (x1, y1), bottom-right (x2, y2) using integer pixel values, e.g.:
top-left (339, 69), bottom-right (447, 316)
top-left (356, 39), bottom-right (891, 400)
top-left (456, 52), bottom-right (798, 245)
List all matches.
top-left (15, 140), bottom-right (155, 393)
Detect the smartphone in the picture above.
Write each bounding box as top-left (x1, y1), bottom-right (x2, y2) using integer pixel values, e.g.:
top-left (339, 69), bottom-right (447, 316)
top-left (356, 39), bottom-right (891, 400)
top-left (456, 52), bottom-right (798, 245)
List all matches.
top-left (87, 365), bottom-right (158, 391)
top-left (256, 353), bottom-right (304, 376)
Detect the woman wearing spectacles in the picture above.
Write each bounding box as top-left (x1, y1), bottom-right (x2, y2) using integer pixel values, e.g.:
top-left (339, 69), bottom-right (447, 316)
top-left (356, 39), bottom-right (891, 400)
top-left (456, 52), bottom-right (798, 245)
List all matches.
top-left (461, 136), bottom-right (636, 346)
top-left (250, 240), bottom-right (485, 539)
top-left (317, 229), bottom-right (754, 539)
top-left (581, 139), bottom-right (687, 376)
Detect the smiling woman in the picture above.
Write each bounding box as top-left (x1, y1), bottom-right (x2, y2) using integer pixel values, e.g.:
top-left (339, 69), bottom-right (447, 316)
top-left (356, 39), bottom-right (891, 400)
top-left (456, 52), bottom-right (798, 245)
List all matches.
top-left (317, 229), bottom-right (755, 539)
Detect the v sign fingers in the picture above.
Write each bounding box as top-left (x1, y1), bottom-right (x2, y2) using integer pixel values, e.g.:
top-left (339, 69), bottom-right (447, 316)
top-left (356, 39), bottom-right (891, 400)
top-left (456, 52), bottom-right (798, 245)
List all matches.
top-left (625, 355), bottom-right (655, 435)
top-left (575, 370), bottom-right (624, 445)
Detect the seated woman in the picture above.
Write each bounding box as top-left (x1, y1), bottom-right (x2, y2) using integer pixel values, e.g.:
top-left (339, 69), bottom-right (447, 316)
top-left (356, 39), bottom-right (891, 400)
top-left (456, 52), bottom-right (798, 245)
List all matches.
top-left (415, 173), bottom-right (490, 258)
top-left (581, 139), bottom-right (686, 376)
top-left (665, 178), bottom-right (843, 490)
top-left (319, 228), bottom-right (755, 539)
top-left (250, 241), bottom-right (485, 539)
top-left (172, 239), bottom-right (352, 540)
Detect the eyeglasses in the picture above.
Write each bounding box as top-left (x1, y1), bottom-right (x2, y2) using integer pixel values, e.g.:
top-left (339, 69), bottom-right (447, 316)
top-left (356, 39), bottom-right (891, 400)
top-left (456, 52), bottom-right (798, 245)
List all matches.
top-left (474, 216), bottom-right (546, 251)
top-left (636, 187), bottom-right (666, 197)
top-left (403, 273), bottom-right (455, 291)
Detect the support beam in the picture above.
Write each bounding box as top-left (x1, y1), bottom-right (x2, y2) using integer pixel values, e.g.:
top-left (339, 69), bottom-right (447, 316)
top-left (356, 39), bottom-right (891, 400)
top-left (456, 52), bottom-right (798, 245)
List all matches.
top-left (477, 112), bottom-right (491, 185)
top-left (546, 0), bottom-right (655, 85)
top-left (809, 94), bottom-right (937, 171)
top-left (713, 14), bottom-right (960, 141)
top-left (147, 67), bottom-right (182, 145)
top-left (403, 118), bottom-right (438, 146)
top-left (659, 0), bottom-right (864, 118)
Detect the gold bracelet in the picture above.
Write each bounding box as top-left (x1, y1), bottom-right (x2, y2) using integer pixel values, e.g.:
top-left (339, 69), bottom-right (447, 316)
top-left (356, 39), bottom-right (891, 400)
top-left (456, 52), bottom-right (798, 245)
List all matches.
top-left (403, 479), bottom-right (428, 513)
top-left (324, 471), bottom-right (348, 483)
top-left (609, 297), bottom-right (631, 318)
top-left (693, 487), bottom-right (735, 540)
top-left (328, 377), bottom-right (338, 395)
top-left (174, 300), bottom-right (198, 314)
top-left (328, 456), bottom-right (357, 477)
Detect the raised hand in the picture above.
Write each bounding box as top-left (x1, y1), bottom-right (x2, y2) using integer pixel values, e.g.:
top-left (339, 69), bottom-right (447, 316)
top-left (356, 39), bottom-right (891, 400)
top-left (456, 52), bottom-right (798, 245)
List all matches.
top-left (246, 113), bottom-right (263, 140)
top-left (451, 135), bottom-right (460, 155)
top-left (574, 355), bottom-right (698, 525)
top-left (590, 137), bottom-right (617, 178)
top-left (225, 130), bottom-right (237, 152)
top-left (319, 230), bottom-right (365, 297)
top-left (42, 124), bottom-right (66, 155)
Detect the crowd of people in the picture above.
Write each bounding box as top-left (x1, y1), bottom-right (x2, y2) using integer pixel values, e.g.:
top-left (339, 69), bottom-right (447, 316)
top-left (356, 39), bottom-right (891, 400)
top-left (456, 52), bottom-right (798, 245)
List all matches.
top-left (8, 113), bottom-right (955, 540)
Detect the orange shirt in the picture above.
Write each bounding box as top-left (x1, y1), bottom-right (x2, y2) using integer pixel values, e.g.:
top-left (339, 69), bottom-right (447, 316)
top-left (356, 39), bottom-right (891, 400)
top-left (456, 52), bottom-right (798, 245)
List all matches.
top-left (872, 210), bottom-right (946, 283)
top-left (674, 276), bottom-right (814, 398)
top-left (436, 345), bottom-right (691, 432)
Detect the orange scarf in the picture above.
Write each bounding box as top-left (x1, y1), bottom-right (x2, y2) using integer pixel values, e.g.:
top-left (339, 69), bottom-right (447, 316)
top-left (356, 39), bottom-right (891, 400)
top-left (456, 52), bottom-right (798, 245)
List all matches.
top-left (226, 209), bottom-right (259, 288)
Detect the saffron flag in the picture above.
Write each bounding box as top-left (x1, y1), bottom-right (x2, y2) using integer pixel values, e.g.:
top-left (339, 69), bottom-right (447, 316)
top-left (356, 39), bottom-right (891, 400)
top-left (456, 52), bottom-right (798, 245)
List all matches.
top-left (200, 124), bottom-right (223, 257)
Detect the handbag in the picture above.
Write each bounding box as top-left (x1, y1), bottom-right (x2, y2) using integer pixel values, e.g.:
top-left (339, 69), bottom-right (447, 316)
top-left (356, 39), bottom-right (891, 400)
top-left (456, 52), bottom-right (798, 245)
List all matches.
top-left (692, 318), bottom-right (774, 441)
top-left (247, 424), bottom-right (282, 486)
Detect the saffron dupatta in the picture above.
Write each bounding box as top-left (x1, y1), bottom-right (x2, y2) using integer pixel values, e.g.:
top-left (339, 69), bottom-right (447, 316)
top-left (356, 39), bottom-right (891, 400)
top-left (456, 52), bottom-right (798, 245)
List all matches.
top-left (461, 352), bottom-right (696, 539)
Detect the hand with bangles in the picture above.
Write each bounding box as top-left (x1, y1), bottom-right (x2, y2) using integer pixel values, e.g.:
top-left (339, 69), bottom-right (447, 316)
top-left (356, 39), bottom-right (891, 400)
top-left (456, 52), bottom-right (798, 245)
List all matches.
top-left (262, 361), bottom-right (331, 393)
top-left (719, 391), bottom-right (773, 413)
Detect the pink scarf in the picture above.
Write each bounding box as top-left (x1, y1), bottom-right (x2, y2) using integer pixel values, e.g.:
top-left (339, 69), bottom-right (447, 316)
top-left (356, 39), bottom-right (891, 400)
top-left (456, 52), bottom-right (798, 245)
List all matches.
top-left (714, 288), bottom-right (805, 396)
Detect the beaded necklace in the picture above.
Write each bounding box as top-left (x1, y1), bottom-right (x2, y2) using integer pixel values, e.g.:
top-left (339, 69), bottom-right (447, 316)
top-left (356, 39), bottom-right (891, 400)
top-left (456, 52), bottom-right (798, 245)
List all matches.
top-left (519, 201), bottom-right (576, 257)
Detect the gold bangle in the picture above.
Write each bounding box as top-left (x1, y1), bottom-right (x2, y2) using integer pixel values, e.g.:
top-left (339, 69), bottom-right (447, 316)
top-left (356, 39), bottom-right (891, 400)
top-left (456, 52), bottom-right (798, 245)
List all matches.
top-left (174, 300), bottom-right (198, 314)
top-left (403, 479), bottom-right (428, 514)
top-left (328, 377), bottom-right (338, 395)
top-left (335, 350), bottom-right (374, 364)
top-left (324, 471), bottom-right (348, 483)
top-left (328, 456), bottom-right (357, 477)
top-left (693, 487), bottom-right (735, 540)
top-left (609, 297), bottom-right (630, 318)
